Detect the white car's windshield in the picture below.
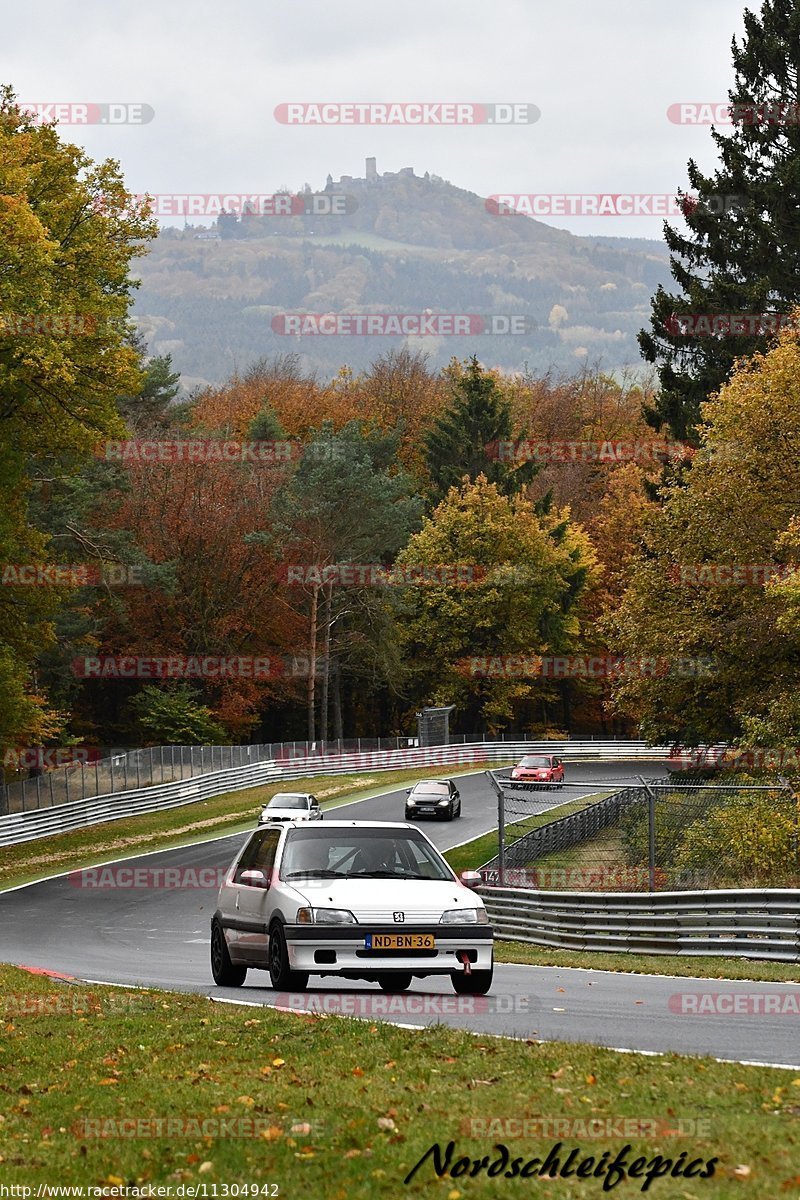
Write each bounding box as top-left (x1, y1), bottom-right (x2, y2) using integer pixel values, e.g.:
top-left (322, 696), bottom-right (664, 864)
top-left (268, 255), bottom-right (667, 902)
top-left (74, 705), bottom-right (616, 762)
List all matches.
top-left (267, 794), bottom-right (309, 810)
top-left (280, 827), bottom-right (454, 881)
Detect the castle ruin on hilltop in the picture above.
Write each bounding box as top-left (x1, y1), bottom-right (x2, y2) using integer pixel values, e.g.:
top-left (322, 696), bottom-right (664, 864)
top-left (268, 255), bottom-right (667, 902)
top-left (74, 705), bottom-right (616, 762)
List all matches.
top-left (325, 158), bottom-right (438, 191)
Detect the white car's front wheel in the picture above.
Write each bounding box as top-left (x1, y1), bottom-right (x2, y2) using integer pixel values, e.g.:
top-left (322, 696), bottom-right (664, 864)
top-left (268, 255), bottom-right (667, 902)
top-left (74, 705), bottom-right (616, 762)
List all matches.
top-left (268, 924), bottom-right (309, 991)
top-left (378, 974), bottom-right (412, 993)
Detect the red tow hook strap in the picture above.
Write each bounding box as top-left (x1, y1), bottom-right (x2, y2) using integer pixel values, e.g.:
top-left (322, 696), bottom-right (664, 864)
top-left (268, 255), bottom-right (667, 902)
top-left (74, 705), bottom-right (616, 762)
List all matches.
top-left (457, 951), bottom-right (472, 976)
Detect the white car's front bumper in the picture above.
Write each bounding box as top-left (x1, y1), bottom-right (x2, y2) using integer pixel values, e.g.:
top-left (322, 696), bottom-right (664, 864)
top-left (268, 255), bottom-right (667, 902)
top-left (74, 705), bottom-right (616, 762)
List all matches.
top-left (284, 922), bottom-right (494, 977)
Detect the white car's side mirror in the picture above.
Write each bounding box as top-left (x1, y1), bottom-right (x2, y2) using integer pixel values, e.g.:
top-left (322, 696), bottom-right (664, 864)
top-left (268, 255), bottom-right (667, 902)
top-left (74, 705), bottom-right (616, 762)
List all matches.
top-left (240, 869), bottom-right (269, 889)
top-left (460, 870), bottom-right (483, 890)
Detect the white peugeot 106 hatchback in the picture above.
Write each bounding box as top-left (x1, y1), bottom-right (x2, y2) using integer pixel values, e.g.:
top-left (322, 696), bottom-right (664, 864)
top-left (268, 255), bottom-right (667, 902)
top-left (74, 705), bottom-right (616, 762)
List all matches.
top-left (211, 820), bottom-right (493, 995)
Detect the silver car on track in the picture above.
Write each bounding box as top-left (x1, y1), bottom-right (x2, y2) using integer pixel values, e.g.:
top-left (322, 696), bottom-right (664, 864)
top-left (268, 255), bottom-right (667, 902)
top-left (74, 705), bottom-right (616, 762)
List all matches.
top-left (211, 820), bottom-right (493, 995)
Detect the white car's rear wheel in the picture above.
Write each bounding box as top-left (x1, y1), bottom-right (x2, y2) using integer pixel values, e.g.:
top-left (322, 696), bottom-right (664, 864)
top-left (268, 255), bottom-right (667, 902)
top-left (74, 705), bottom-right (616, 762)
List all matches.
top-left (211, 920), bottom-right (247, 987)
top-left (451, 967), bottom-right (493, 995)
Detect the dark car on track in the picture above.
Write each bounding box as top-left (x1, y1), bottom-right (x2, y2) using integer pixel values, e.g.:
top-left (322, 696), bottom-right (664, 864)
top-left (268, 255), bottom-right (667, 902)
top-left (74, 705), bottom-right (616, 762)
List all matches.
top-left (404, 778), bottom-right (461, 821)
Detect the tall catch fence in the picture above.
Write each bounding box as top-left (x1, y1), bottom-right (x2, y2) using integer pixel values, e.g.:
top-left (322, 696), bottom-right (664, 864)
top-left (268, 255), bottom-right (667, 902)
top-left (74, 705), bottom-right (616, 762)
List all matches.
top-left (0, 735), bottom-right (663, 816)
top-left (0, 737), bottom-right (428, 815)
top-left (482, 773), bottom-right (800, 891)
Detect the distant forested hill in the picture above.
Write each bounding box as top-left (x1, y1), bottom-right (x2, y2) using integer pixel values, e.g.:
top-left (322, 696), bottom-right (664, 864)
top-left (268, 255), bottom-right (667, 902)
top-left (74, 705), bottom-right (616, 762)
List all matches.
top-left (132, 166), bottom-right (671, 387)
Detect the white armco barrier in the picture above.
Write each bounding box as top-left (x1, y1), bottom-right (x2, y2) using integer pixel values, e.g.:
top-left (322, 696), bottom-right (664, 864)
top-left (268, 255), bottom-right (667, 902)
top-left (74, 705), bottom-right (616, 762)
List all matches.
top-left (480, 885), bottom-right (800, 962)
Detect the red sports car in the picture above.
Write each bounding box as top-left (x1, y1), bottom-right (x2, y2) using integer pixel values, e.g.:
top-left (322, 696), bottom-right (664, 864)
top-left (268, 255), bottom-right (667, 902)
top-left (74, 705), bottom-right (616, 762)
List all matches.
top-left (509, 753), bottom-right (565, 788)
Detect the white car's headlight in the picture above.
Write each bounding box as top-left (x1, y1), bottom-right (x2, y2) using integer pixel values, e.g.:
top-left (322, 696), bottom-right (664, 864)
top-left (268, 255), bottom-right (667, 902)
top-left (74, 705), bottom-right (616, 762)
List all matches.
top-left (407, 797), bottom-right (417, 805)
top-left (296, 907), bottom-right (357, 925)
top-left (438, 798), bottom-right (450, 806)
top-left (440, 908), bottom-right (488, 924)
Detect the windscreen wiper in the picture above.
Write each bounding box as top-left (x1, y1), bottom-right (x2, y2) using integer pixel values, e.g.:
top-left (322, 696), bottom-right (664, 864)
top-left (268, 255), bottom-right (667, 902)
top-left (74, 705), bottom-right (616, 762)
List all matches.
top-left (283, 869), bottom-right (348, 878)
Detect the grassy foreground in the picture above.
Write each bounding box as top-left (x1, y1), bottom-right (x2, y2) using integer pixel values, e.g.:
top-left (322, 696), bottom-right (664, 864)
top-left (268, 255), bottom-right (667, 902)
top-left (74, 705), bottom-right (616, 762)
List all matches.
top-left (0, 762), bottom-right (501, 893)
top-left (0, 965), bottom-right (799, 1197)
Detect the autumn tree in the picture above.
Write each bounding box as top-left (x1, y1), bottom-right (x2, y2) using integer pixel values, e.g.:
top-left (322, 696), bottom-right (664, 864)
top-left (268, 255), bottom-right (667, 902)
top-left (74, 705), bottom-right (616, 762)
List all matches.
top-left (609, 321), bottom-right (800, 743)
top-left (265, 421), bottom-right (423, 741)
top-left (125, 684), bottom-right (227, 745)
top-left (0, 87), bottom-right (156, 752)
top-left (395, 474), bottom-right (597, 732)
top-left (84, 455), bottom-right (302, 741)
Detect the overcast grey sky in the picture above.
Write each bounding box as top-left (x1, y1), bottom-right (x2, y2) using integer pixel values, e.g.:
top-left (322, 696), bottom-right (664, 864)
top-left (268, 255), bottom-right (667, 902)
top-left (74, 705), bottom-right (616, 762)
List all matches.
top-left (5, 0), bottom-right (750, 237)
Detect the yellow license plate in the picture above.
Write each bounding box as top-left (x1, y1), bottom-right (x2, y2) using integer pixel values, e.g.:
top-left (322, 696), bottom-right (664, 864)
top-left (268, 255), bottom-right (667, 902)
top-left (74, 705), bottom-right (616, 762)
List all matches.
top-left (365, 933), bottom-right (435, 950)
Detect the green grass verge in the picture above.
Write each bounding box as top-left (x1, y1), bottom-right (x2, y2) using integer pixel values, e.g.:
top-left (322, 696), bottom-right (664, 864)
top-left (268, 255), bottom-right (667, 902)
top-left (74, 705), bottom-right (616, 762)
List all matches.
top-left (0, 763), bottom-right (501, 894)
top-left (494, 942), bottom-right (800, 983)
top-left (444, 794), bottom-right (607, 875)
top-left (0, 965), bottom-right (798, 1196)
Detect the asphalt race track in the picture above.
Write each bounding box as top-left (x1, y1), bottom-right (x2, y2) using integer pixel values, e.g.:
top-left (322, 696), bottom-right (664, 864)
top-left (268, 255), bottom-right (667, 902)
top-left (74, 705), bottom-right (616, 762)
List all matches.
top-left (2, 759), bottom-right (798, 1069)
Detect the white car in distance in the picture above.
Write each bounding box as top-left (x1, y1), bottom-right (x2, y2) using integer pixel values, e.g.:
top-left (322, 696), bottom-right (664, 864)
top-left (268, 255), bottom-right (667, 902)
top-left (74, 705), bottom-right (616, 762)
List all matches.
top-left (211, 820), bottom-right (493, 995)
top-left (258, 792), bottom-right (322, 824)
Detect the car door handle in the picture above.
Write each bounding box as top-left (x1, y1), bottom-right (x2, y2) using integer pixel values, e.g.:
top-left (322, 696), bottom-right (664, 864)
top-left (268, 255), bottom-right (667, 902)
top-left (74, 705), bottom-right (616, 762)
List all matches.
top-left (235, 892), bottom-right (240, 911)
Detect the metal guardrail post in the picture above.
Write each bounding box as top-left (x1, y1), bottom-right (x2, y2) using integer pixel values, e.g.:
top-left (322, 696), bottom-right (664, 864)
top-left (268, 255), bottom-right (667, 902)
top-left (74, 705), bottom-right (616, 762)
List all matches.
top-left (485, 770), bottom-right (506, 883)
top-left (639, 776), bottom-right (657, 891)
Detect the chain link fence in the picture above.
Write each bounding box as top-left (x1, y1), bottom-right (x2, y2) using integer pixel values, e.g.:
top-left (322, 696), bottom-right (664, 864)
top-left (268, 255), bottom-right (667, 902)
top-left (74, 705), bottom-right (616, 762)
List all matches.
top-left (483, 773), bottom-right (800, 891)
top-left (1, 731), bottom-right (615, 815)
top-left (0, 738), bottom-right (427, 815)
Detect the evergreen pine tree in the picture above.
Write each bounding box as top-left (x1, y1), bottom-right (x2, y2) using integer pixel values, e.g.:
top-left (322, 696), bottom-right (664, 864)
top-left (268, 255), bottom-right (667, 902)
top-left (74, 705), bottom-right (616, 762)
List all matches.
top-left (640, 0), bottom-right (800, 442)
top-left (424, 357), bottom-right (541, 504)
